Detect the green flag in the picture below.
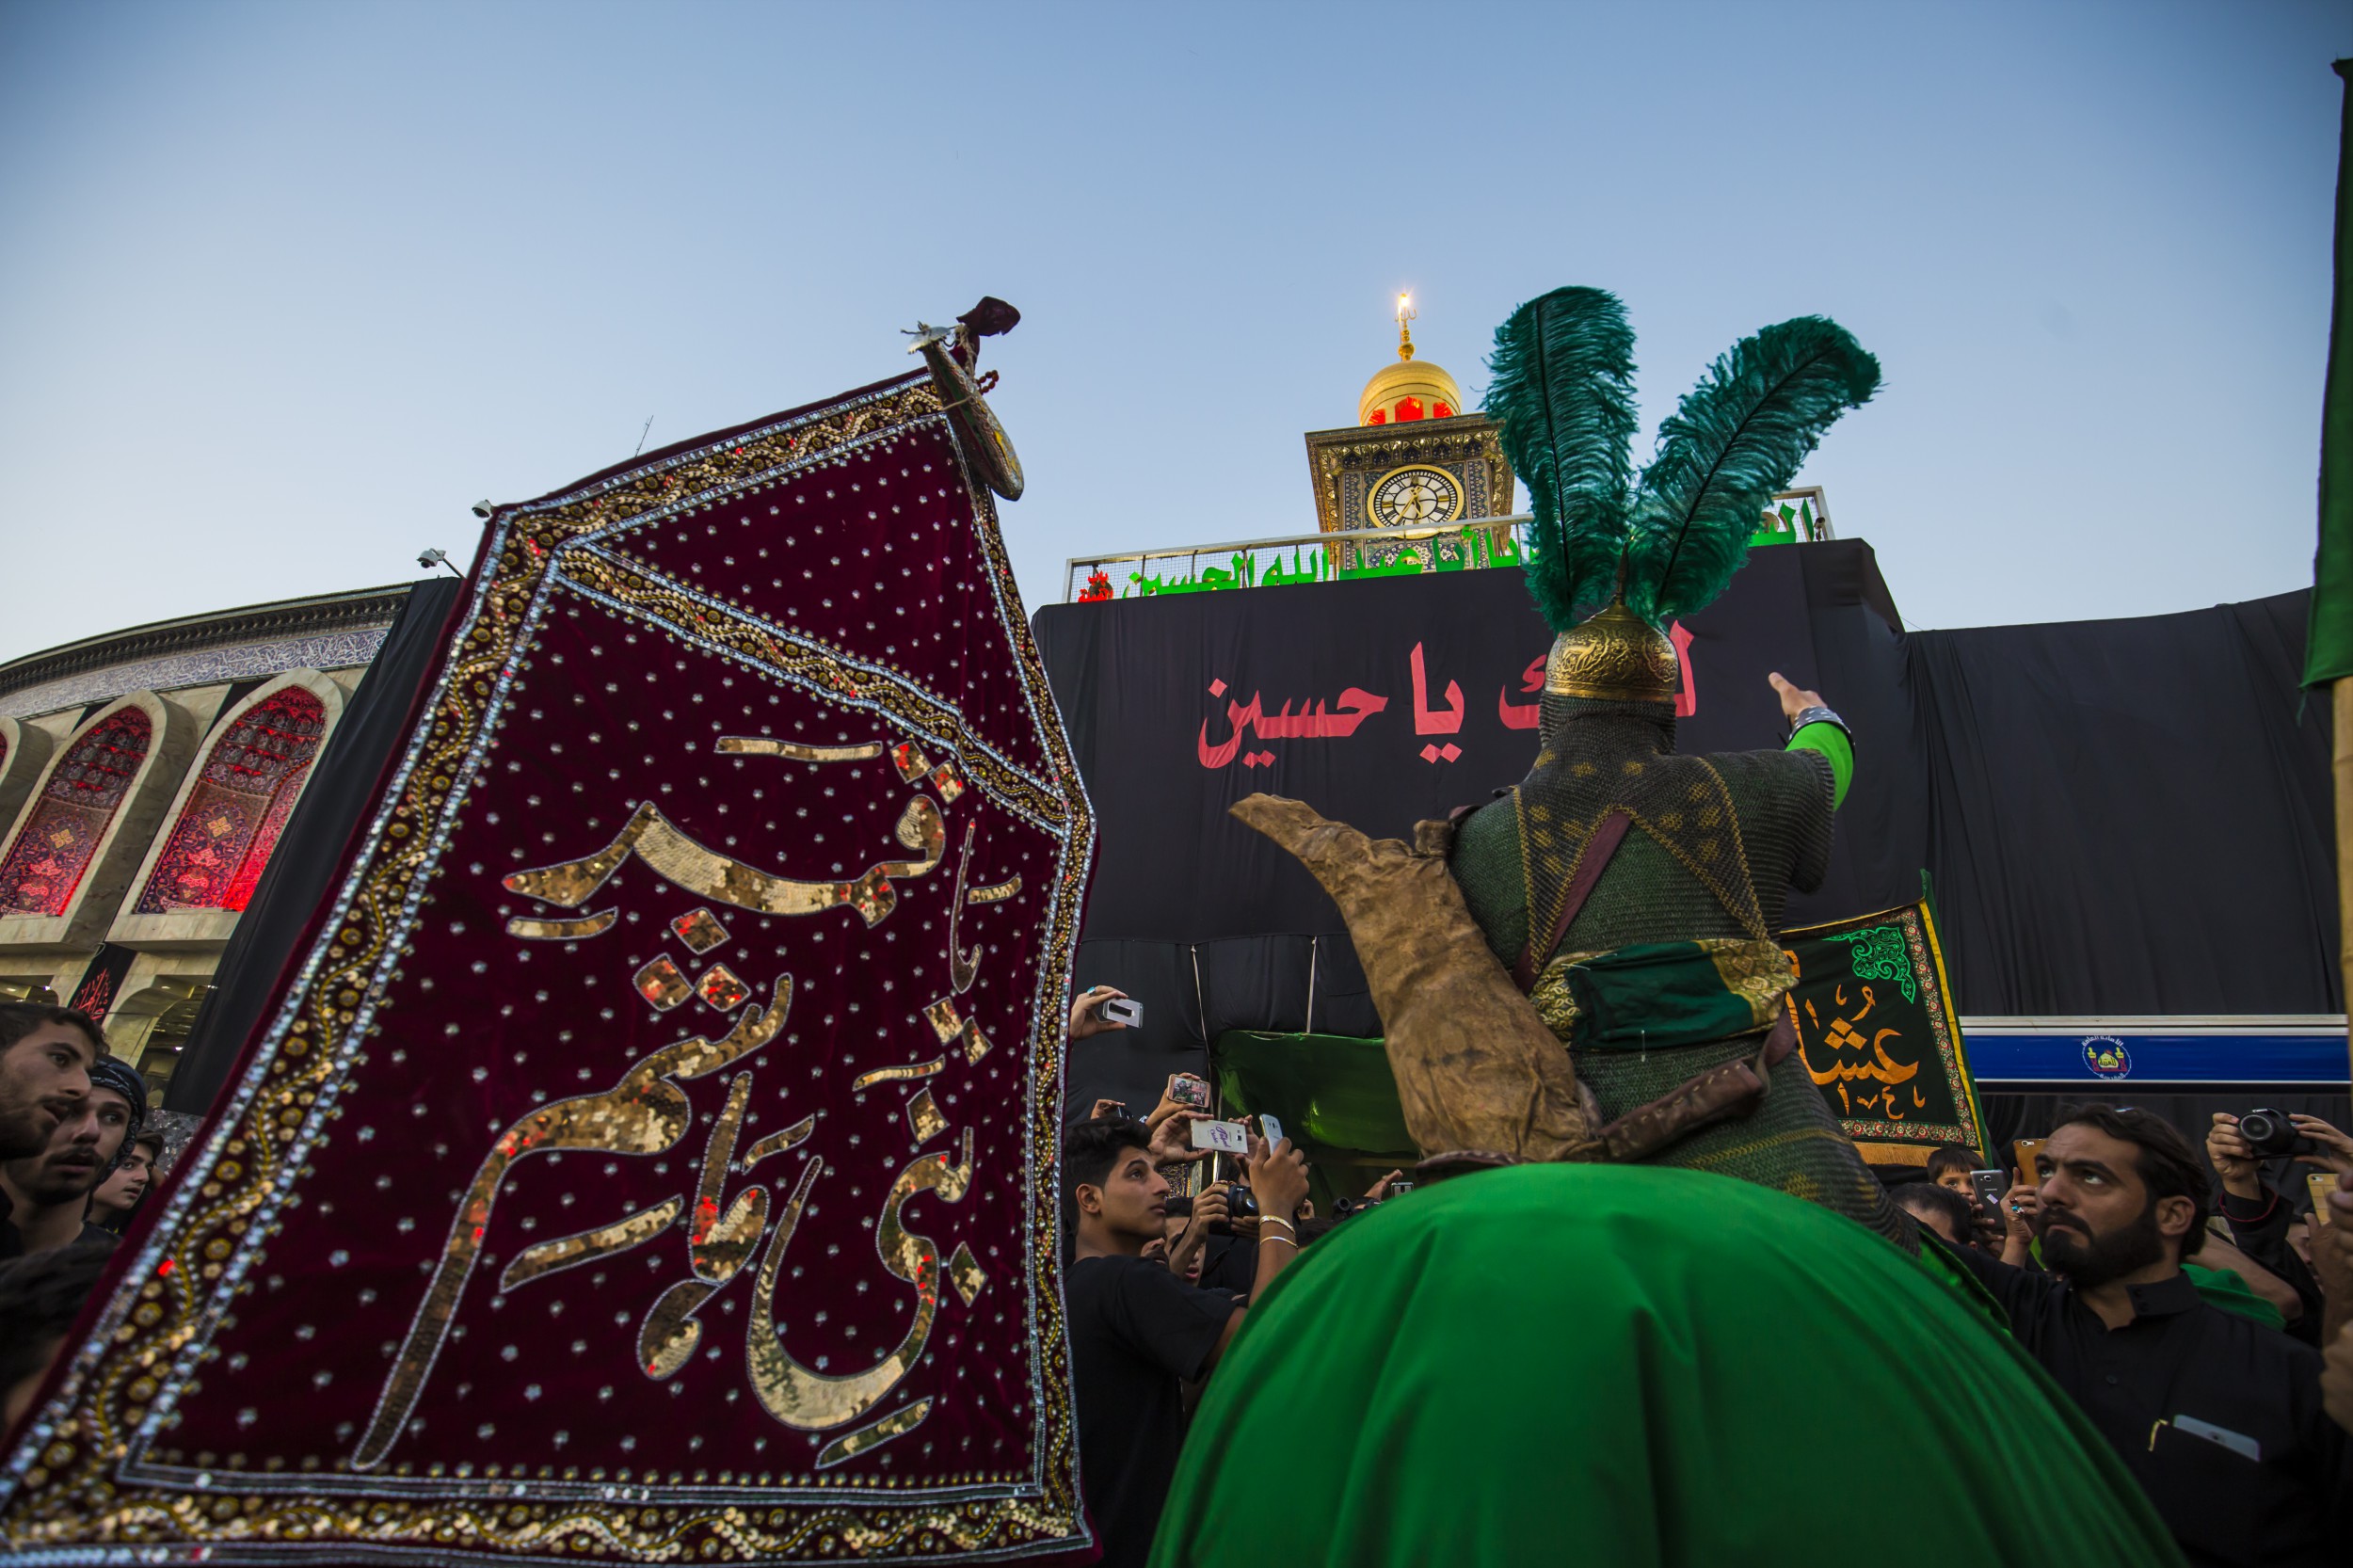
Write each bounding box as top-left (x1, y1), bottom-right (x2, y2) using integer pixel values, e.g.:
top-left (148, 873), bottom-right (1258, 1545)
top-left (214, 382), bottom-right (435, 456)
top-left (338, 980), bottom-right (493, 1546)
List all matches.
top-left (2303, 60), bottom-right (2353, 684)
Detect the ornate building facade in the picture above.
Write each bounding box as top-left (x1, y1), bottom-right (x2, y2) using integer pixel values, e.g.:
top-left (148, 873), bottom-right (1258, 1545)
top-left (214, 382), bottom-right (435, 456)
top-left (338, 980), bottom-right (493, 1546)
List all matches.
top-left (0, 585), bottom-right (408, 1100)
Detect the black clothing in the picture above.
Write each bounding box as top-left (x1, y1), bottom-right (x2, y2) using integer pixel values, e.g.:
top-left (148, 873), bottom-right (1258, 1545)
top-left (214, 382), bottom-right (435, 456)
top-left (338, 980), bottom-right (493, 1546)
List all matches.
top-left (1196, 1232), bottom-right (1257, 1296)
top-left (2218, 1182), bottom-right (2325, 1347)
top-left (1944, 1242), bottom-right (2349, 1567)
top-left (1065, 1254), bottom-right (1239, 1568)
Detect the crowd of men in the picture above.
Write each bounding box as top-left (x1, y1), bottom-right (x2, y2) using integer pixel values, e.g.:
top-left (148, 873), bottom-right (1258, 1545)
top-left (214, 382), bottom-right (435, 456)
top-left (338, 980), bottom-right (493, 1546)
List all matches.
top-left (4, 988), bottom-right (2350, 1567)
top-left (1060, 989), bottom-right (2353, 1568)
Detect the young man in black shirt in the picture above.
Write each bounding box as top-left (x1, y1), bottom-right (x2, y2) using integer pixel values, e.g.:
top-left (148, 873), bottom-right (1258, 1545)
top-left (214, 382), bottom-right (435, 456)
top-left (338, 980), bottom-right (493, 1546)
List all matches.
top-left (1945, 1104), bottom-right (2348, 1568)
top-left (1064, 1114), bottom-right (1309, 1568)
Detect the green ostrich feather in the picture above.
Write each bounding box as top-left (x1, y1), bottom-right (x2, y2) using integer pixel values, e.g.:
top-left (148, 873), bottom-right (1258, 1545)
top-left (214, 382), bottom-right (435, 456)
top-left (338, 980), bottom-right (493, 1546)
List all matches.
top-left (1624, 317), bottom-right (1881, 625)
top-left (1481, 287), bottom-right (1638, 633)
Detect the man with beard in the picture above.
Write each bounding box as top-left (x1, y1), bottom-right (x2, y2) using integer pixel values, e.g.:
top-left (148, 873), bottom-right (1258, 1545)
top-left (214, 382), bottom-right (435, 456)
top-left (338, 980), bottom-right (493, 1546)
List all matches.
top-left (0, 1055), bottom-right (144, 1256)
top-left (1943, 1104), bottom-right (2347, 1567)
top-left (0, 1003), bottom-right (101, 1258)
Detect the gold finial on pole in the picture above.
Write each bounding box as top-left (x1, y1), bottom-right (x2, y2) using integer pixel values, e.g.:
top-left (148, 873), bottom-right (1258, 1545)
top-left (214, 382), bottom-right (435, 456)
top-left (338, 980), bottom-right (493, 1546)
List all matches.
top-left (1397, 291), bottom-right (1417, 361)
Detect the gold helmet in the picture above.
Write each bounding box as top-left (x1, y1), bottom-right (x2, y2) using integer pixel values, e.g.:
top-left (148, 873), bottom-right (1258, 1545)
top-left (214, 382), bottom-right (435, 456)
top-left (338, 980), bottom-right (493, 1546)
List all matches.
top-left (1544, 596), bottom-right (1679, 704)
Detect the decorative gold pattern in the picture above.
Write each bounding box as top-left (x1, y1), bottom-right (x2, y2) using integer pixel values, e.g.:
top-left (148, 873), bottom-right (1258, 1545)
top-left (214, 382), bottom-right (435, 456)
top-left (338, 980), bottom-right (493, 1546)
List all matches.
top-left (633, 954), bottom-right (692, 1010)
top-left (922, 997), bottom-right (963, 1043)
top-left (1543, 600), bottom-right (1680, 702)
top-left (714, 736), bottom-right (883, 763)
top-left (850, 1056), bottom-right (947, 1091)
top-left (669, 906), bottom-right (729, 953)
top-left (966, 875), bottom-right (1021, 904)
top-left (503, 796), bottom-right (945, 927)
top-left (1703, 937), bottom-right (1798, 1028)
top-left (904, 1086), bottom-right (947, 1145)
top-left (696, 962), bottom-right (750, 1011)
top-left (946, 1242), bottom-right (985, 1307)
top-left (746, 1130), bottom-right (975, 1430)
top-left (814, 1399), bottom-right (933, 1472)
top-left (739, 1114), bottom-right (816, 1172)
top-left (353, 982), bottom-right (794, 1469)
top-left (505, 908), bottom-right (618, 940)
top-left (2, 375), bottom-right (1094, 1562)
top-left (500, 1197), bottom-right (684, 1291)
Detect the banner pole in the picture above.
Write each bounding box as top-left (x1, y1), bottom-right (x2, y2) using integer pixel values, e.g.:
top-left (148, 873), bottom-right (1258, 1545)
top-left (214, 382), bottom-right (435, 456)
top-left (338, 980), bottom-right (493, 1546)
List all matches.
top-left (2340, 679), bottom-right (2353, 1086)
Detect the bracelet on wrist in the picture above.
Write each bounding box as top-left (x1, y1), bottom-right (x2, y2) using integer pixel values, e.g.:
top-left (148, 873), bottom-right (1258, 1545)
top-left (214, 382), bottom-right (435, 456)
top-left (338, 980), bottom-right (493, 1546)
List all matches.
top-left (1787, 705), bottom-right (1851, 744)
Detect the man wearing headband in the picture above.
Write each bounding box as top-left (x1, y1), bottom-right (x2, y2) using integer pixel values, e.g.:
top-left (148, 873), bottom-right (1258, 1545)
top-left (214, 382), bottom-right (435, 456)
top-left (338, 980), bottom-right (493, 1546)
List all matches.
top-left (0, 1056), bottom-right (146, 1256)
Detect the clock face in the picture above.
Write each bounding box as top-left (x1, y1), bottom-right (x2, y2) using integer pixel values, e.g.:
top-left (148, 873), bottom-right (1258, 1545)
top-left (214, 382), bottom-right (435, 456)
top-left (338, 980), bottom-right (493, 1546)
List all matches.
top-left (1368, 464), bottom-right (1465, 528)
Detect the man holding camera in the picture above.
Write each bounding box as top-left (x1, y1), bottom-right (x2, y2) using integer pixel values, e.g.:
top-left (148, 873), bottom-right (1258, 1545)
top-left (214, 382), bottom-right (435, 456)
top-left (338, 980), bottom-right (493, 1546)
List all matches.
top-left (2208, 1111), bottom-right (2353, 1347)
top-left (1063, 1115), bottom-right (1309, 1568)
top-left (1946, 1105), bottom-right (2346, 1567)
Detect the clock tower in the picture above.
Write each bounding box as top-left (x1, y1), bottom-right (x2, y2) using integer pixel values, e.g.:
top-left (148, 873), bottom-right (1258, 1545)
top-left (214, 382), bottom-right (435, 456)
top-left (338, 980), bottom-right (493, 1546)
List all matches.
top-left (1303, 295), bottom-right (1514, 535)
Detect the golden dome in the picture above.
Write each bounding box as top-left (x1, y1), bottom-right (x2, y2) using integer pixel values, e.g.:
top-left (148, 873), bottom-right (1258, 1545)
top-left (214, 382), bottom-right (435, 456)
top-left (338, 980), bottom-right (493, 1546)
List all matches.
top-left (1358, 294), bottom-right (1465, 425)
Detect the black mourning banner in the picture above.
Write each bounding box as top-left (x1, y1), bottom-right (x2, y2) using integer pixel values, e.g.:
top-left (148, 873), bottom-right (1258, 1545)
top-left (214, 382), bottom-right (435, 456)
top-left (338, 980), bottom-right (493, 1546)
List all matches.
top-left (1035, 542), bottom-right (1893, 944)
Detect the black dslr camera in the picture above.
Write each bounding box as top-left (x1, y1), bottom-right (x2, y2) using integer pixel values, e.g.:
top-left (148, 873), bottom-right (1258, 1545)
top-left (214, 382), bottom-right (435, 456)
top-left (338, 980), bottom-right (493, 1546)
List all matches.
top-left (1219, 1183), bottom-right (1260, 1230)
top-left (2236, 1109), bottom-right (2320, 1160)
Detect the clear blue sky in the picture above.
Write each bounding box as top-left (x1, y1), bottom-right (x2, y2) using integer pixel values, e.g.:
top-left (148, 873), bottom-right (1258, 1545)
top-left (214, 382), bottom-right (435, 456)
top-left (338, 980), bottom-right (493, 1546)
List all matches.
top-left (2, 0), bottom-right (2347, 664)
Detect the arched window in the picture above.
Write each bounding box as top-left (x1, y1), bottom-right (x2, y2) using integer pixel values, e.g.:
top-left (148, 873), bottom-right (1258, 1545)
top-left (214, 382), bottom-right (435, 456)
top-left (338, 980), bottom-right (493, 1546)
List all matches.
top-left (0, 708), bottom-right (153, 916)
top-left (134, 688), bottom-right (328, 914)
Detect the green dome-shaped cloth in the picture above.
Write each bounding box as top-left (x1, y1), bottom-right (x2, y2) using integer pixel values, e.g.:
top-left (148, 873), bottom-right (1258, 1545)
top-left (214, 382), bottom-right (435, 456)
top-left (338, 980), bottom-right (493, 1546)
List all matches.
top-left (1150, 1165), bottom-right (2182, 1568)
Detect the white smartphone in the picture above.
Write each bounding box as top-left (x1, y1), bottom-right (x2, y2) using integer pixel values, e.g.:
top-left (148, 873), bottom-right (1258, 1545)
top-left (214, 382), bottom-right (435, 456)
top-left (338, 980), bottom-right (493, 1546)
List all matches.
top-left (1189, 1118), bottom-right (1251, 1156)
top-left (1258, 1112), bottom-right (1286, 1147)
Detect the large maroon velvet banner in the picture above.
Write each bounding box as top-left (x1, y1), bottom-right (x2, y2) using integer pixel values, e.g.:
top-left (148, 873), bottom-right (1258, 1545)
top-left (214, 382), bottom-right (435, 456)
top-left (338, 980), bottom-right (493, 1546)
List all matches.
top-left (3, 370), bottom-right (1096, 1561)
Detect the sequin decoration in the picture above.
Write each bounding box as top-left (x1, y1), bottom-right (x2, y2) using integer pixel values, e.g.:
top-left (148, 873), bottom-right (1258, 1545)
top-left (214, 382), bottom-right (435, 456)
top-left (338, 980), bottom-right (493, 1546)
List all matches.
top-left (890, 740), bottom-right (932, 783)
top-left (849, 1055), bottom-right (947, 1091)
top-left (504, 797), bottom-right (944, 926)
top-left (634, 954), bottom-right (692, 1011)
top-left (0, 705), bottom-right (153, 916)
top-left (966, 875), bottom-right (1022, 904)
top-left (947, 1242), bottom-right (986, 1306)
top-left (670, 906), bottom-right (729, 953)
top-left (904, 1087), bottom-right (947, 1145)
top-left (922, 997), bottom-right (964, 1044)
top-left (715, 736), bottom-right (885, 762)
top-left (815, 1399), bottom-right (933, 1471)
top-left (507, 908), bottom-right (618, 940)
top-left (696, 962), bottom-right (750, 1012)
top-left (927, 761), bottom-right (966, 803)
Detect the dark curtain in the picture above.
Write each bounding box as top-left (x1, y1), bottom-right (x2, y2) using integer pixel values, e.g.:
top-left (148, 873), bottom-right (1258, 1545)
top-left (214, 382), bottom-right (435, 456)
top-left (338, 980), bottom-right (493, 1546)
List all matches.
top-left (1907, 591), bottom-right (2338, 1015)
top-left (166, 577), bottom-right (466, 1113)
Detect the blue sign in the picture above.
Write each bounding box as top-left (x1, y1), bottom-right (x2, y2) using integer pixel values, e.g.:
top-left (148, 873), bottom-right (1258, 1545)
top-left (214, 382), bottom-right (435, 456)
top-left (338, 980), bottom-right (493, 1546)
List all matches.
top-left (1963, 1022), bottom-right (2347, 1085)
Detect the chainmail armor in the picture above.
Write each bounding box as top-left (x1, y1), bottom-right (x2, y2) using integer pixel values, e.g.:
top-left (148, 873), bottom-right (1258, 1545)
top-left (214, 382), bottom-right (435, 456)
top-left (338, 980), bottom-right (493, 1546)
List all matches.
top-left (1452, 692), bottom-right (1913, 1249)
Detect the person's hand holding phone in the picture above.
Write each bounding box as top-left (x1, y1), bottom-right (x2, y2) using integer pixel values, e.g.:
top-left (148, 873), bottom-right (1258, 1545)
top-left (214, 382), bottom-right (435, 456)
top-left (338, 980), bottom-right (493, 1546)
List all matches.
top-left (1066, 984), bottom-right (1132, 1042)
top-left (1999, 1171), bottom-right (2040, 1266)
top-left (1362, 1169), bottom-right (1404, 1201)
top-left (1247, 1133), bottom-right (1311, 1227)
top-left (1146, 1073), bottom-right (1211, 1131)
top-left (1148, 1111), bottom-right (1212, 1166)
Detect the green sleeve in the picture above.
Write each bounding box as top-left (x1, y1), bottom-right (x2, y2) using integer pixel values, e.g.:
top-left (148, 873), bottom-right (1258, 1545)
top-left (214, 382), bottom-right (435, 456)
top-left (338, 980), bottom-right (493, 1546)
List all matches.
top-left (2181, 1264), bottom-right (2286, 1332)
top-left (1787, 721), bottom-right (1852, 809)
